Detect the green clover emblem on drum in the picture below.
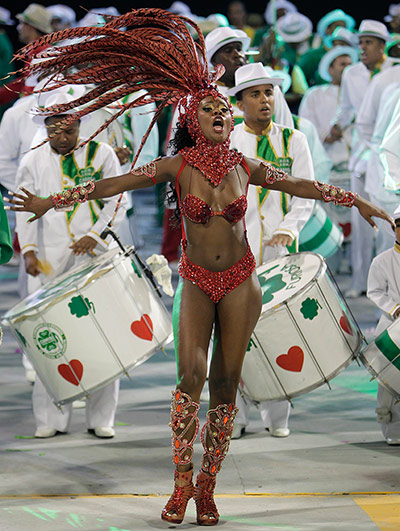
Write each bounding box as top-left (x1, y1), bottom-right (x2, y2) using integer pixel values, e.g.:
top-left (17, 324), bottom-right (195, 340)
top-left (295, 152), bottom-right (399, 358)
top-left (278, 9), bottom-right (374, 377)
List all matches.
top-left (33, 323), bottom-right (67, 359)
top-left (258, 273), bottom-right (287, 304)
top-left (68, 295), bottom-right (95, 318)
top-left (300, 298), bottom-right (322, 320)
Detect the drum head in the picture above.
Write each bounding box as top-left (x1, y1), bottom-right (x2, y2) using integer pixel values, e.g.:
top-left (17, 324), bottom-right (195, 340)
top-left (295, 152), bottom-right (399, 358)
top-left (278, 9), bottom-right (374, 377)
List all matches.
top-left (257, 252), bottom-right (324, 312)
top-left (3, 248), bottom-right (123, 319)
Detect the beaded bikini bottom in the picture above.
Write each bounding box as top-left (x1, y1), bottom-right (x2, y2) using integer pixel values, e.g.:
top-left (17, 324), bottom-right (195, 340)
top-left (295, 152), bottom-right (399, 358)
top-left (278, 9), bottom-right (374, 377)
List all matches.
top-left (178, 245), bottom-right (256, 304)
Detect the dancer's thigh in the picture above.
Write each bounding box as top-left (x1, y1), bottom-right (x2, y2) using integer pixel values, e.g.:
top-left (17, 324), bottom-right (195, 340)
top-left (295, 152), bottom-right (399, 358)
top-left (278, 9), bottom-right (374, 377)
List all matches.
top-left (172, 279), bottom-right (216, 401)
top-left (208, 271), bottom-right (262, 406)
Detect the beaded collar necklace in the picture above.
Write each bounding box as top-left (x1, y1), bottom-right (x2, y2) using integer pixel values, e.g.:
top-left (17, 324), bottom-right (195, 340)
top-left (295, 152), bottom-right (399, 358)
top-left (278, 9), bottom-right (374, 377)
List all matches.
top-left (178, 87), bottom-right (243, 187)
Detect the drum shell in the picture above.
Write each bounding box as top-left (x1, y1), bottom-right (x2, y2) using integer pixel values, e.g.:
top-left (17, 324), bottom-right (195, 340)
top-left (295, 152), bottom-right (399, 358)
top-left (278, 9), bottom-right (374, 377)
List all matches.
top-left (299, 202), bottom-right (344, 258)
top-left (2, 249), bottom-right (172, 405)
top-left (360, 320), bottom-right (400, 399)
top-left (241, 253), bottom-right (362, 401)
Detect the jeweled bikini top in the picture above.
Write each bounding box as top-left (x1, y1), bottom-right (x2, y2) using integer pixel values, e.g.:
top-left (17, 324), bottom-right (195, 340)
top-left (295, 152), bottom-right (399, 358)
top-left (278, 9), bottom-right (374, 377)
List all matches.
top-left (176, 159), bottom-right (251, 225)
top-left (181, 194), bottom-right (247, 225)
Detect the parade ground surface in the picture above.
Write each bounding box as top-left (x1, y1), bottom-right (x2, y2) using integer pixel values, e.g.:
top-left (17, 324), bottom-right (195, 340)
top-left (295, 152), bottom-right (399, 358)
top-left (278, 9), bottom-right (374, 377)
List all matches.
top-left (1, 189), bottom-right (399, 531)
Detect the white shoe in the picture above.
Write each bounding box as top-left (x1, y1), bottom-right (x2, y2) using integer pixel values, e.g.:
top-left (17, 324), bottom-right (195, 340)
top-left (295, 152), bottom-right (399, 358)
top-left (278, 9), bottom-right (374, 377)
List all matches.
top-left (269, 427), bottom-right (290, 438)
top-left (35, 427), bottom-right (57, 438)
top-left (25, 369), bottom-right (36, 384)
top-left (231, 424), bottom-right (246, 439)
top-left (386, 437), bottom-right (400, 446)
top-left (88, 427), bottom-right (115, 438)
top-left (72, 399), bottom-right (86, 409)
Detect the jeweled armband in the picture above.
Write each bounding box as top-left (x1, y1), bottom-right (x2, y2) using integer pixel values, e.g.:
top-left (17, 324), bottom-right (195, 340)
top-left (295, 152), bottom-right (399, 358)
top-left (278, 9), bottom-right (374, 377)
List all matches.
top-left (261, 161), bottom-right (288, 187)
top-left (51, 180), bottom-right (95, 211)
top-left (129, 159), bottom-right (158, 185)
top-left (314, 180), bottom-right (356, 207)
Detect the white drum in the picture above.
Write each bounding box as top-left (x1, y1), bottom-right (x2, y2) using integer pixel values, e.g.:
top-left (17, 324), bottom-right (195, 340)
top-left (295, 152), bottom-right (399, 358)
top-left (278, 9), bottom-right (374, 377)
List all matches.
top-left (240, 252), bottom-right (362, 401)
top-left (360, 319), bottom-right (400, 399)
top-left (2, 247), bottom-right (173, 405)
top-left (298, 202), bottom-right (344, 258)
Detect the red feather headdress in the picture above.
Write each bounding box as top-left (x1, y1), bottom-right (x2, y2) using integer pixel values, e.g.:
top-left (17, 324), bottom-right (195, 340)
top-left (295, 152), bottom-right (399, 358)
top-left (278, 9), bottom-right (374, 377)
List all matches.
top-left (12, 8), bottom-right (230, 170)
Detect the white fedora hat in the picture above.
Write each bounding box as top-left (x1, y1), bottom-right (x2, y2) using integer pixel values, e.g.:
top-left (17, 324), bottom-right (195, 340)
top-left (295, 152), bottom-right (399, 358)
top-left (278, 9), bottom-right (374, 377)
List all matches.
top-left (205, 26), bottom-right (250, 64)
top-left (318, 46), bottom-right (359, 82)
top-left (276, 12), bottom-right (313, 43)
top-left (317, 9), bottom-right (355, 38)
top-left (0, 7), bottom-right (14, 25)
top-left (227, 62), bottom-right (284, 96)
top-left (264, 0), bottom-right (298, 25)
top-left (357, 19), bottom-right (393, 42)
top-left (326, 27), bottom-right (357, 47)
top-left (16, 3), bottom-right (53, 34)
top-left (47, 4), bottom-right (76, 27)
top-left (31, 89), bottom-right (88, 125)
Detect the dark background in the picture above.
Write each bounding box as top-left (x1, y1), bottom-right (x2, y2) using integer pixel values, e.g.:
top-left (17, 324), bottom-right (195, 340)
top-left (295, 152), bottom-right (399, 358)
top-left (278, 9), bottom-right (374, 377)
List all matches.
top-left (3, 2), bottom-right (393, 55)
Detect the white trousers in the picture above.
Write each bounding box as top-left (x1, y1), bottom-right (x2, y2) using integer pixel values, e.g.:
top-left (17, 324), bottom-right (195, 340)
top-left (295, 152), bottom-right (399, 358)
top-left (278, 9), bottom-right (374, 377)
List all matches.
top-left (349, 173), bottom-right (375, 292)
top-left (33, 376), bottom-right (119, 432)
top-left (235, 390), bottom-right (291, 429)
top-left (376, 384), bottom-right (400, 440)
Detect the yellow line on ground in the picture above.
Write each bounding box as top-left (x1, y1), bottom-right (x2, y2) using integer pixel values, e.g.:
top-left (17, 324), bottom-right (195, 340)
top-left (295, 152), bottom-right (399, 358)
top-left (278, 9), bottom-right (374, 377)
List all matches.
top-left (1, 492), bottom-right (400, 500)
top-left (353, 495), bottom-right (400, 531)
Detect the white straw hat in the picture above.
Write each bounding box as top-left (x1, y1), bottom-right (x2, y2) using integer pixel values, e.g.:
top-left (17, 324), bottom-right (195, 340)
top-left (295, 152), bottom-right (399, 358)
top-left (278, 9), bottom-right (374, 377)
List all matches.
top-left (275, 12), bottom-right (313, 43)
top-left (227, 62), bottom-right (284, 96)
top-left (16, 3), bottom-right (53, 34)
top-left (317, 9), bottom-right (355, 38)
top-left (318, 46), bottom-right (359, 82)
top-left (205, 26), bottom-right (250, 64)
top-left (31, 89), bottom-right (88, 125)
top-left (0, 7), bottom-right (14, 25)
top-left (357, 19), bottom-right (393, 42)
top-left (47, 5), bottom-right (76, 27)
top-left (326, 27), bottom-right (357, 48)
top-left (384, 4), bottom-right (400, 23)
top-left (264, 0), bottom-right (297, 26)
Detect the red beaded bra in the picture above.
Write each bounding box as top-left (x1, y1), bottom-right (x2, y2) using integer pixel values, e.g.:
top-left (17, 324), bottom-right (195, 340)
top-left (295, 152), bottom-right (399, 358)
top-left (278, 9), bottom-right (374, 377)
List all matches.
top-left (181, 194), bottom-right (247, 225)
top-left (176, 159), bottom-right (250, 225)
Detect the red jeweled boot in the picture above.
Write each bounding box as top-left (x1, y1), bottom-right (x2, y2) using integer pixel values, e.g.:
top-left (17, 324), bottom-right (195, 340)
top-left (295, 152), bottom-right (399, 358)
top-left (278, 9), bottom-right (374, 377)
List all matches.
top-left (161, 389), bottom-right (200, 524)
top-left (195, 402), bottom-right (238, 526)
top-left (161, 467), bottom-right (194, 524)
top-left (195, 470), bottom-right (219, 525)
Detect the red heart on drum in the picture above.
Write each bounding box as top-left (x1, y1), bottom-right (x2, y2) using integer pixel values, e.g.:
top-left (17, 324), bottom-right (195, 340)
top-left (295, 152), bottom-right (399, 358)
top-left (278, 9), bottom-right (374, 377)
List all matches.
top-left (340, 314), bottom-right (353, 335)
top-left (131, 314), bottom-right (153, 341)
top-left (276, 346), bottom-right (304, 372)
top-left (58, 359), bottom-right (83, 386)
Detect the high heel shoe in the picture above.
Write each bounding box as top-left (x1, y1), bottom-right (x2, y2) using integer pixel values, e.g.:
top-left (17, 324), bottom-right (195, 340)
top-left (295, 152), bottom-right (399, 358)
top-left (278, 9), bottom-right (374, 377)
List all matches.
top-left (194, 470), bottom-right (219, 526)
top-left (161, 467), bottom-right (194, 524)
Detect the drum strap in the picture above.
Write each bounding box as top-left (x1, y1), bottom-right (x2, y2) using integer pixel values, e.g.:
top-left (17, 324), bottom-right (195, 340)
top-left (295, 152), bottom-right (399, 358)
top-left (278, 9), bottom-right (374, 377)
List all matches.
top-left (254, 127), bottom-right (297, 254)
top-left (60, 141), bottom-right (104, 224)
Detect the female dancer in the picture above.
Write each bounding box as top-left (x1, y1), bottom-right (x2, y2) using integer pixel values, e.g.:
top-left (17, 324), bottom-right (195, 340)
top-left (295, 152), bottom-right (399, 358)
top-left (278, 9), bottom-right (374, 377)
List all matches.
top-left (5, 9), bottom-right (393, 526)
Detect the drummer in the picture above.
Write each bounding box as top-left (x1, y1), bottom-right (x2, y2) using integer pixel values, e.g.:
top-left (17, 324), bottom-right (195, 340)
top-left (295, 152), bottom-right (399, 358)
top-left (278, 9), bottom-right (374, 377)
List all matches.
top-left (15, 90), bottom-right (128, 439)
top-left (366, 204), bottom-right (400, 445)
top-left (229, 62), bottom-right (315, 438)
